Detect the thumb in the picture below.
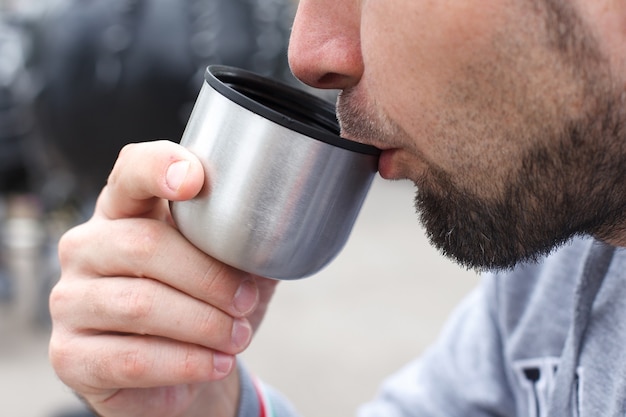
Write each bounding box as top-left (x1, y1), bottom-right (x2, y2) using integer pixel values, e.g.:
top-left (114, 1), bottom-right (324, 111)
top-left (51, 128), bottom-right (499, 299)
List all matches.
top-left (96, 140), bottom-right (205, 220)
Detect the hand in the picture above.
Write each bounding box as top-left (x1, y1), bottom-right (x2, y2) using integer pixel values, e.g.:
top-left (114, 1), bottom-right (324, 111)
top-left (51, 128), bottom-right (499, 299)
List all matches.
top-left (49, 140), bottom-right (278, 417)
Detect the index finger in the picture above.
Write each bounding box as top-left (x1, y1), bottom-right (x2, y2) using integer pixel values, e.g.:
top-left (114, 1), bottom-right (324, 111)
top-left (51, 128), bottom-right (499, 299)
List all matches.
top-left (97, 140), bottom-right (205, 220)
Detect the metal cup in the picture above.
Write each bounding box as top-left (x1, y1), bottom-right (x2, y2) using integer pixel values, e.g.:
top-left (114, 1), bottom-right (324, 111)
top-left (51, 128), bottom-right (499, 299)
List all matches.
top-left (170, 66), bottom-right (380, 280)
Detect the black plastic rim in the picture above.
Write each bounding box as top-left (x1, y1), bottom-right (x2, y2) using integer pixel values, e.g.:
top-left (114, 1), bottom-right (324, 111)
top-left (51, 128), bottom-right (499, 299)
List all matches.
top-left (205, 65), bottom-right (381, 156)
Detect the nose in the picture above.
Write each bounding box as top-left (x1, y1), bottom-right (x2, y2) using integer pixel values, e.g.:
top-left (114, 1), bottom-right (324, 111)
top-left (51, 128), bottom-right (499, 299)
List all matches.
top-left (288, 0), bottom-right (363, 90)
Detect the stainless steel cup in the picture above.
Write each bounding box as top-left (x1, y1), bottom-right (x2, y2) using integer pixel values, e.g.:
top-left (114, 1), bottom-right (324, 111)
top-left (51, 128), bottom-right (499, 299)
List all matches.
top-left (170, 66), bottom-right (380, 280)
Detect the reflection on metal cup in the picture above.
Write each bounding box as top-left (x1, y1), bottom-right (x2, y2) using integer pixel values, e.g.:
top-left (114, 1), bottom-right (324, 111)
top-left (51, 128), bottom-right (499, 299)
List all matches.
top-left (171, 66), bottom-right (380, 280)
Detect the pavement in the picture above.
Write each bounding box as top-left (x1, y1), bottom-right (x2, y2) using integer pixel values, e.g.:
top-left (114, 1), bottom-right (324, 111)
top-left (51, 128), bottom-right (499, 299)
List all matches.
top-left (0, 177), bottom-right (479, 416)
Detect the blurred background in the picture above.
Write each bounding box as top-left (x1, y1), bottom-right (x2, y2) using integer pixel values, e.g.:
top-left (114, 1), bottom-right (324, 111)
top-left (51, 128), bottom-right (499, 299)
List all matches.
top-left (0, 0), bottom-right (479, 415)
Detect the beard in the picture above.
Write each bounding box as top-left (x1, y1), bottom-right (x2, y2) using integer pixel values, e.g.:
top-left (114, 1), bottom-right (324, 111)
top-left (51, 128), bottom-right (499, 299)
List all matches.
top-left (337, 1), bottom-right (626, 271)
top-left (414, 96), bottom-right (626, 271)
top-left (412, 2), bottom-right (626, 271)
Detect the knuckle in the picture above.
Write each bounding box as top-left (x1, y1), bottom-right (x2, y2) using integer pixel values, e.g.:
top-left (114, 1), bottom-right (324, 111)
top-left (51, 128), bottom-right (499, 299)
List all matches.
top-left (197, 263), bottom-right (225, 294)
top-left (49, 335), bottom-right (84, 389)
top-left (48, 334), bottom-right (70, 373)
top-left (117, 280), bottom-right (157, 323)
top-left (48, 281), bottom-right (70, 320)
top-left (57, 225), bottom-right (87, 268)
top-left (197, 261), bottom-right (238, 299)
top-left (119, 220), bottom-right (166, 269)
top-left (87, 343), bottom-right (151, 386)
top-left (179, 348), bottom-right (210, 380)
top-left (192, 307), bottom-right (223, 340)
top-left (117, 142), bottom-right (137, 160)
top-left (119, 347), bottom-right (150, 381)
top-left (107, 143), bottom-right (138, 187)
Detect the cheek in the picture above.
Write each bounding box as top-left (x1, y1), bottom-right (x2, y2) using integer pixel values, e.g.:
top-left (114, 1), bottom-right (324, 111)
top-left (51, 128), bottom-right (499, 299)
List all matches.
top-left (359, 1), bottom-right (546, 197)
top-left (360, 0), bottom-right (508, 143)
top-left (361, 2), bottom-right (503, 84)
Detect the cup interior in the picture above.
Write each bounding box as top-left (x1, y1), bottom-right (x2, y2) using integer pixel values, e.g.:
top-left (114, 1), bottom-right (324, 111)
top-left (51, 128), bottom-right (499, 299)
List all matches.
top-left (205, 65), bottom-right (380, 156)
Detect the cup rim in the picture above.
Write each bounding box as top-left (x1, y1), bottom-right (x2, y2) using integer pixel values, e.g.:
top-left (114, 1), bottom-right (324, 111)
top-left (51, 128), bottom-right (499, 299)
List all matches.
top-left (205, 65), bottom-right (381, 156)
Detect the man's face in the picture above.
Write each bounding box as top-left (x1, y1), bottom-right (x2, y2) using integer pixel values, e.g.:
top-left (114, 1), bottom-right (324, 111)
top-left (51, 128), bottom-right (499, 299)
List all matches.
top-left (288, 0), bottom-right (626, 270)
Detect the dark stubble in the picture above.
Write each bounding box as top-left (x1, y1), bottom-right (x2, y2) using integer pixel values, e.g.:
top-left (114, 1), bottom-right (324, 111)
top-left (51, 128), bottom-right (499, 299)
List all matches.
top-left (415, 0), bottom-right (626, 271)
top-left (340, 1), bottom-right (626, 271)
top-left (415, 97), bottom-right (626, 271)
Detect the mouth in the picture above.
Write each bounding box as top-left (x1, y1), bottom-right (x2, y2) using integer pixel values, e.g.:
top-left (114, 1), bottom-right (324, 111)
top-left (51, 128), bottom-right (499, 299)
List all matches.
top-left (339, 129), bottom-right (397, 178)
top-left (377, 149), bottom-right (401, 179)
top-left (336, 89), bottom-right (408, 179)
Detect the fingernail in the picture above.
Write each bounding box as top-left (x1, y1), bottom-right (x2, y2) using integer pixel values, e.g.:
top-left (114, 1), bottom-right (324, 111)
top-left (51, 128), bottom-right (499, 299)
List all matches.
top-left (232, 318), bottom-right (252, 349)
top-left (213, 352), bottom-right (234, 376)
top-left (166, 160), bottom-right (190, 192)
top-left (233, 278), bottom-right (259, 315)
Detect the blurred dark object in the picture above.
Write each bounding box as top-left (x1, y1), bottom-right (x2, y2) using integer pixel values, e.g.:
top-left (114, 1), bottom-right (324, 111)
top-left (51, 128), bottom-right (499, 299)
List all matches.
top-left (0, 14), bottom-right (38, 194)
top-left (0, 0), bottom-right (299, 333)
top-left (31, 0), bottom-right (297, 199)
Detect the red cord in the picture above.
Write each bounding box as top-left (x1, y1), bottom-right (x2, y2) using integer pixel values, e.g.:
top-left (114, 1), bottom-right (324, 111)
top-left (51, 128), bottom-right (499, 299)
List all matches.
top-left (253, 378), bottom-right (267, 417)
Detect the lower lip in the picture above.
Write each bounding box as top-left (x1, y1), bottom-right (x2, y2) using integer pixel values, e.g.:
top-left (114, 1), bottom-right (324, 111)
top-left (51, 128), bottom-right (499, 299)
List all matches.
top-left (377, 149), bottom-right (397, 179)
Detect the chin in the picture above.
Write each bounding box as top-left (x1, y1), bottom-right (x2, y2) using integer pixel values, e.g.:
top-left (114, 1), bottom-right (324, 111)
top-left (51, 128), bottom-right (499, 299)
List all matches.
top-left (412, 168), bottom-right (572, 271)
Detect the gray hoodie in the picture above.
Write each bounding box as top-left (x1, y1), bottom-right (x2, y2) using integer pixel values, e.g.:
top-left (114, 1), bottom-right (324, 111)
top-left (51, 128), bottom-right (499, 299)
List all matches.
top-left (238, 236), bottom-right (625, 416)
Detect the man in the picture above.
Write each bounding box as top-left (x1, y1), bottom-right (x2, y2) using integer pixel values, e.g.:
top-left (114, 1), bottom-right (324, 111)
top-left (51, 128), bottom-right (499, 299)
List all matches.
top-left (49, 0), bottom-right (626, 416)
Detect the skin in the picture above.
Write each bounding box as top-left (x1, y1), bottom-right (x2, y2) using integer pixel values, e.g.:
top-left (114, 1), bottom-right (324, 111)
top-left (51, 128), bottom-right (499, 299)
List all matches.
top-left (291, 0), bottom-right (626, 269)
top-left (49, 0), bottom-right (626, 416)
top-left (50, 141), bottom-right (279, 416)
